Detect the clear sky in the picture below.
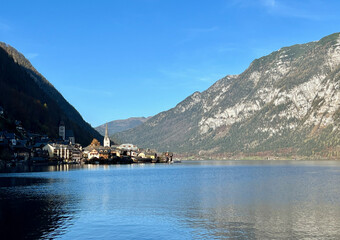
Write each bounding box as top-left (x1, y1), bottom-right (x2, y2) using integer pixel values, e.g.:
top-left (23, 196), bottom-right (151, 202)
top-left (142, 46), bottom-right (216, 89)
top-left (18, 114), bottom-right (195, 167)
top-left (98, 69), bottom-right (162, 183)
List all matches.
top-left (0, 0), bottom-right (340, 127)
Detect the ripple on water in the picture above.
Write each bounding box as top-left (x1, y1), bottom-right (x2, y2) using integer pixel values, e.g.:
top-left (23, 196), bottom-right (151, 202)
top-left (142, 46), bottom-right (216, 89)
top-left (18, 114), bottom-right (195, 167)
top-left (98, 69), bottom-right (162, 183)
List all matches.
top-left (1, 161), bottom-right (340, 239)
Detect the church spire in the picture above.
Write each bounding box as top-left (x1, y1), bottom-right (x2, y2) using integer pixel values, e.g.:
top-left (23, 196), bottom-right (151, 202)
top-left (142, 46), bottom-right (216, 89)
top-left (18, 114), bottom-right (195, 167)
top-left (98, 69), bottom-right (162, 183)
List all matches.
top-left (104, 123), bottom-right (110, 147)
top-left (105, 123), bottom-right (108, 138)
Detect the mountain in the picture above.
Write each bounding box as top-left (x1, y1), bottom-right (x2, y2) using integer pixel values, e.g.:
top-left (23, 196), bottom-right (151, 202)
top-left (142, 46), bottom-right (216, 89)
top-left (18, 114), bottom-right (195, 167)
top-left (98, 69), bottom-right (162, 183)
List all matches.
top-left (0, 42), bottom-right (103, 145)
top-left (114, 32), bottom-right (340, 159)
top-left (95, 117), bottom-right (151, 136)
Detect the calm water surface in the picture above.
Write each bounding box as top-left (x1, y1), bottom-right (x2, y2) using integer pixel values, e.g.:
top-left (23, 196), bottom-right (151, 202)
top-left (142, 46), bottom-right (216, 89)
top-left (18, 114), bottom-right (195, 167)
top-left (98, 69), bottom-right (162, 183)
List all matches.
top-left (1, 160), bottom-right (340, 239)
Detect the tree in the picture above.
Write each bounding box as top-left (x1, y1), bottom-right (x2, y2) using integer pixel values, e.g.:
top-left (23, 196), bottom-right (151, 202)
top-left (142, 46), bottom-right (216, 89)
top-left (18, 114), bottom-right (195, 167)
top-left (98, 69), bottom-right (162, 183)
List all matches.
top-left (90, 138), bottom-right (100, 147)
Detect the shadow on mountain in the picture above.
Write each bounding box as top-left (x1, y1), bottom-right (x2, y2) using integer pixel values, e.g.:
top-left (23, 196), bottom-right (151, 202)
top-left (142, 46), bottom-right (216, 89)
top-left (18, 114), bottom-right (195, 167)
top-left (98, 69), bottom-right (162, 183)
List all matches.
top-left (0, 42), bottom-right (103, 146)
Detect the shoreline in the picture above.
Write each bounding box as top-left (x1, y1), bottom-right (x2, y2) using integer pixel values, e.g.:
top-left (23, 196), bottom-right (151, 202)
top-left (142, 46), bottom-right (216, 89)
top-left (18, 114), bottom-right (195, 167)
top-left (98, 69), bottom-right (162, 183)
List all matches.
top-left (176, 157), bottom-right (340, 161)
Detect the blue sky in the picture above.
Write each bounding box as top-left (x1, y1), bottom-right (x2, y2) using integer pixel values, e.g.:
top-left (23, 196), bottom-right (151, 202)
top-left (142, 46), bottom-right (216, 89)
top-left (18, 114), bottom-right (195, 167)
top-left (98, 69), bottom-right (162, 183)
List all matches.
top-left (0, 0), bottom-right (340, 127)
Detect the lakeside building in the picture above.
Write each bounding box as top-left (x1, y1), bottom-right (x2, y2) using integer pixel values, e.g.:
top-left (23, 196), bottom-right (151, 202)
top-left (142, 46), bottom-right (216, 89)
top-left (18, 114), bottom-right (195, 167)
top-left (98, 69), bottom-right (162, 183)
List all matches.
top-left (43, 143), bottom-right (82, 162)
top-left (118, 143), bottom-right (138, 151)
top-left (83, 125), bottom-right (117, 160)
top-left (83, 145), bottom-right (121, 160)
top-left (82, 126), bottom-right (143, 161)
top-left (0, 107), bottom-right (171, 164)
top-left (0, 109), bottom-right (79, 163)
top-left (0, 132), bottom-right (17, 146)
top-left (137, 150), bottom-right (157, 159)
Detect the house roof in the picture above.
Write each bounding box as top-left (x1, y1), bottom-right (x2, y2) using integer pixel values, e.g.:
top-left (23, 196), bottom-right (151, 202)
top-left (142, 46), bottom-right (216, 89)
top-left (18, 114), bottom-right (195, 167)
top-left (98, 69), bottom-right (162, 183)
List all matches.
top-left (84, 145), bottom-right (117, 152)
top-left (26, 132), bottom-right (40, 138)
top-left (119, 143), bottom-right (138, 151)
top-left (17, 140), bottom-right (28, 146)
top-left (99, 148), bottom-right (111, 153)
top-left (0, 139), bottom-right (9, 146)
top-left (12, 145), bottom-right (30, 151)
top-left (32, 142), bottom-right (47, 148)
top-left (4, 133), bottom-right (16, 139)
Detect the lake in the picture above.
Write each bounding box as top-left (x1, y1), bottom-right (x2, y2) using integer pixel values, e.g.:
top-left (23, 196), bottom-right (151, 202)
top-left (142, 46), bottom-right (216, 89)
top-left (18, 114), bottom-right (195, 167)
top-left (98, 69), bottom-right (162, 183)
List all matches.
top-left (1, 160), bottom-right (340, 239)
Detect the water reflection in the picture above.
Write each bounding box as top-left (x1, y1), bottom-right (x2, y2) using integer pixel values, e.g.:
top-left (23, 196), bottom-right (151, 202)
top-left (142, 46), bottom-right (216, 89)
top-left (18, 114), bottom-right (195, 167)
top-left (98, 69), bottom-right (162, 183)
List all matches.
top-left (1, 161), bottom-right (340, 239)
top-left (0, 177), bottom-right (75, 239)
top-left (173, 163), bottom-right (340, 239)
top-left (179, 202), bottom-right (340, 239)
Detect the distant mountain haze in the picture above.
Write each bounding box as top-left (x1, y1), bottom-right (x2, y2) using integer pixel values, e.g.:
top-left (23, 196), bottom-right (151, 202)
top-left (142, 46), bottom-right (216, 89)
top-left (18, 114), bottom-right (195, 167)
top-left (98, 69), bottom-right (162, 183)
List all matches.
top-left (0, 42), bottom-right (103, 145)
top-left (95, 117), bottom-right (152, 136)
top-left (114, 32), bottom-right (340, 159)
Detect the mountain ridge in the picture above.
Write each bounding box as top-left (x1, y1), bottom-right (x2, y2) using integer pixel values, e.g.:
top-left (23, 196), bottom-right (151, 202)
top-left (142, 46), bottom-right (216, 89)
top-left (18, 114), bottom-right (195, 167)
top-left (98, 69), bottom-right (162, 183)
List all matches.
top-left (95, 116), bottom-right (152, 136)
top-left (114, 32), bottom-right (340, 159)
top-left (0, 42), bottom-right (103, 145)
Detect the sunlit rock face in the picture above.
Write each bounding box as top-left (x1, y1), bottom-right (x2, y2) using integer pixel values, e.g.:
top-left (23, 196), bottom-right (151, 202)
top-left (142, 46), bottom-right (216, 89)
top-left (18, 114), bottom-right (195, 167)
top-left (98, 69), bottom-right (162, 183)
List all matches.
top-left (115, 33), bottom-right (340, 157)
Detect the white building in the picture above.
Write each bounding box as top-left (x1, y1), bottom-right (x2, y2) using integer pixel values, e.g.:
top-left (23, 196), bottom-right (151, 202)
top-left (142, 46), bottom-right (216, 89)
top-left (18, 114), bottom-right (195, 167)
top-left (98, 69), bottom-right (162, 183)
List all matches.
top-left (88, 148), bottom-right (100, 159)
top-left (43, 143), bottom-right (80, 161)
top-left (118, 143), bottom-right (138, 151)
top-left (43, 144), bottom-right (56, 158)
top-left (103, 123), bottom-right (110, 147)
top-left (71, 148), bottom-right (82, 162)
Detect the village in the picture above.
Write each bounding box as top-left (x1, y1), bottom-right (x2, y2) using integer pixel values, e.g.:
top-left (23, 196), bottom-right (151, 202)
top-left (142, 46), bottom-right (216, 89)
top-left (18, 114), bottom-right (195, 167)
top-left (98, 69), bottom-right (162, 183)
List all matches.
top-left (0, 106), bottom-right (174, 167)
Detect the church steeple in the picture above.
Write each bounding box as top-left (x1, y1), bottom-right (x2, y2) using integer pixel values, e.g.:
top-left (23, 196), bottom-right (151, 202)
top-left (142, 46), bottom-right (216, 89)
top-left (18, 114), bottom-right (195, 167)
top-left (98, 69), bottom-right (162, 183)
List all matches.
top-left (105, 123), bottom-right (108, 137)
top-left (104, 123), bottom-right (110, 147)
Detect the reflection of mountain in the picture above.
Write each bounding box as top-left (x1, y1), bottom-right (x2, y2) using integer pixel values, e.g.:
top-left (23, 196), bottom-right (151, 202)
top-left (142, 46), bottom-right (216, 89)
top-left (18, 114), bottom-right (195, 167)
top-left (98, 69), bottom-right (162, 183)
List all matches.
top-left (172, 163), bottom-right (340, 239)
top-left (0, 177), bottom-right (75, 239)
top-left (2, 163), bottom-right (340, 239)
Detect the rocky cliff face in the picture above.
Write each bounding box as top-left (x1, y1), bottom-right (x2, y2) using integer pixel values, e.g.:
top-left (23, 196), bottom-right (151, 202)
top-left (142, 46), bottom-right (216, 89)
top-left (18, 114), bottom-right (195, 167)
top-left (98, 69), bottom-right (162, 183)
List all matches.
top-left (114, 33), bottom-right (340, 158)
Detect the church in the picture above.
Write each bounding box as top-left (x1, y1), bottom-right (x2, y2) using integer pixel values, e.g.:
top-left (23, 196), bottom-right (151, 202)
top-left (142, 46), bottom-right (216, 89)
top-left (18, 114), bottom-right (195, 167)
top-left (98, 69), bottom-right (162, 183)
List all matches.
top-left (83, 123), bottom-right (116, 160)
top-left (104, 123), bottom-right (110, 147)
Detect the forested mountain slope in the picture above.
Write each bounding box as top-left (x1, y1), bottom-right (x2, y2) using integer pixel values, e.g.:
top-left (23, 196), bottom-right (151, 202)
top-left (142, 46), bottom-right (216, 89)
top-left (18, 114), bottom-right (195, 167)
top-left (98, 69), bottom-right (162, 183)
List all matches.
top-left (0, 42), bottom-right (102, 145)
top-left (96, 117), bottom-right (151, 136)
